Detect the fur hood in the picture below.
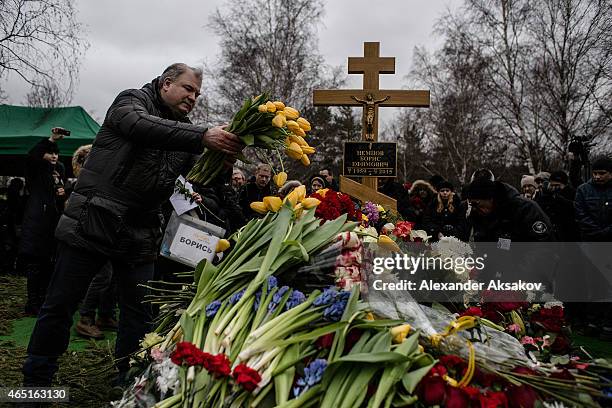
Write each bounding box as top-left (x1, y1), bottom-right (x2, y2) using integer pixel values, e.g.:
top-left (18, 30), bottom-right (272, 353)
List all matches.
top-left (409, 180), bottom-right (437, 195)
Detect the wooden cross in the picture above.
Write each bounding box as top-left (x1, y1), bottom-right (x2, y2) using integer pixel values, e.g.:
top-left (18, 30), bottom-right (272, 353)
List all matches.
top-left (313, 42), bottom-right (430, 211)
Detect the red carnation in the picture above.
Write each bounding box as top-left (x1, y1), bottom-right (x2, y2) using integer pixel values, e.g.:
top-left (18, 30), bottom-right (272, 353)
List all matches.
top-left (430, 363), bottom-right (448, 377)
top-left (446, 386), bottom-right (470, 408)
top-left (393, 221), bottom-right (415, 240)
top-left (479, 391), bottom-right (508, 408)
top-left (418, 375), bottom-right (446, 405)
top-left (439, 354), bottom-right (465, 368)
top-left (233, 364), bottom-right (261, 392)
top-left (170, 342), bottom-right (205, 367)
top-left (460, 306), bottom-right (483, 318)
top-left (206, 353), bottom-right (231, 377)
top-left (506, 385), bottom-right (539, 408)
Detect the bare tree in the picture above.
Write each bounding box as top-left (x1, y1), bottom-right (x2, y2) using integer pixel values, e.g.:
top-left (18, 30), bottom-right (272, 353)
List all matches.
top-left (204, 0), bottom-right (326, 120)
top-left (0, 0), bottom-right (88, 101)
top-left (529, 0), bottom-right (612, 157)
top-left (25, 77), bottom-right (71, 107)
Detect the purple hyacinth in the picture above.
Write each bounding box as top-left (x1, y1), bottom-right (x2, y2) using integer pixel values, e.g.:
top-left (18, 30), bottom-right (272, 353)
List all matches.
top-left (285, 290), bottom-right (306, 310)
top-left (205, 300), bottom-right (222, 318)
top-left (293, 359), bottom-right (328, 397)
top-left (229, 289), bottom-right (245, 305)
top-left (268, 286), bottom-right (290, 312)
top-left (313, 287), bottom-right (338, 306)
top-left (323, 290), bottom-right (350, 322)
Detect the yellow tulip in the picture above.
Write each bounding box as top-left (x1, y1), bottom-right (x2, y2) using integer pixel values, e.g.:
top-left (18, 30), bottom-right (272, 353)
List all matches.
top-left (250, 201), bottom-right (268, 214)
top-left (294, 185), bottom-right (306, 201)
top-left (316, 188), bottom-right (329, 197)
top-left (283, 107), bottom-right (300, 120)
top-left (296, 117), bottom-right (311, 132)
top-left (301, 197), bottom-right (320, 209)
top-left (286, 142), bottom-right (303, 160)
top-left (272, 114), bottom-right (286, 128)
top-left (273, 172), bottom-right (287, 188)
top-left (294, 202), bottom-right (304, 218)
top-left (263, 196), bottom-right (282, 212)
top-left (365, 312), bottom-right (375, 321)
top-left (377, 205), bottom-right (385, 212)
top-left (258, 104), bottom-right (268, 113)
top-left (294, 127), bottom-right (306, 137)
top-left (378, 235), bottom-right (401, 253)
top-left (284, 189), bottom-right (299, 207)
top-left (300, 154), bottom-right (310, 166)
top-left (286, 120), bottom-right (301, 133)
top-left (301, 146), bottom-right (315, 154)
top-left (285, 137), bottom-right (292, 147)
top-left (390, 324), bottom-right (411, 344)
top-left (288, 134), bottom-right (304, 146)
top-left (266, 101), bottom-right (276, 113)
top-left (215, 239), bottom-right (231, 253)
top-left (273, 101), bottom-right (286, 110)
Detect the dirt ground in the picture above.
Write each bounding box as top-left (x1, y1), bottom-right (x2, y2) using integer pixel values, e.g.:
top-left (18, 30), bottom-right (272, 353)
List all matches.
top-left (0, 274), bottom-right (116, 407)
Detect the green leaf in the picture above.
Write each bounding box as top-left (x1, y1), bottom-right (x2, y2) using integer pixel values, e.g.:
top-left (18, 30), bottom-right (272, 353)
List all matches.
top-left (333, 352), bottom-right (410, 365)
top-left (401, 362), bottom-right (436, 394)
top-left (242, 134), bottom-right (255, 146)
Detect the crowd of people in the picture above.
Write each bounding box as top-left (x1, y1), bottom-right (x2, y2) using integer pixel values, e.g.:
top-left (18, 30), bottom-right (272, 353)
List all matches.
top-left (0, 62), bottom-right (609, 398)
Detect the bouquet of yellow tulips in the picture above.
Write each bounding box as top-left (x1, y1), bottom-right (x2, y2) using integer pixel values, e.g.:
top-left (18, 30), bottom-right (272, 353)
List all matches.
top-left (187, 93), bottom-right (315, 186)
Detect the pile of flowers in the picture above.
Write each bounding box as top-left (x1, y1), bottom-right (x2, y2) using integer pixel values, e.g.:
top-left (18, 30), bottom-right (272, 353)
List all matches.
top-left (459, 298), bottom-right (572, 359)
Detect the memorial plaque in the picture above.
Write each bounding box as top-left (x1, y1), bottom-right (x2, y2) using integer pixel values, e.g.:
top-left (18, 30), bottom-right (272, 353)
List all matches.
top-left (343, 142), bottom-right (397, 177)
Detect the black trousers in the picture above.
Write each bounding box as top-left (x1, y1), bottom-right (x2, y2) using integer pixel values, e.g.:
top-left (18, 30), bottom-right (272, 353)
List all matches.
top-left (23, 243), bottom-right (154, 385)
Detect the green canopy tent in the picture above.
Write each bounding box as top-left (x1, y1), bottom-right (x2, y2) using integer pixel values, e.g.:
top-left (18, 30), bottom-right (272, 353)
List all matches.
top-left (0, 104), bottom-right (100, 177)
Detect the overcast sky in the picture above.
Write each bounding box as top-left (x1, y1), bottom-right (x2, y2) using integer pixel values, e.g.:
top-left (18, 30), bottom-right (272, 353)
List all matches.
top-left (4, 0), bottom-right (456, 124)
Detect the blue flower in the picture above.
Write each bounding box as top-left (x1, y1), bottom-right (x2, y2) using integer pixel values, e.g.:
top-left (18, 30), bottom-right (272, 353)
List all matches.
top-left (293, 359), bottom-right (327, 397)
top-left (313, 287), bottom-right (337, 306)
top-left (268, 286), bottom-right (290, 312)
top-left (253, 290), bottom-right (262, 311)
top-left (205, 300), bottom-right (222, 318)
top-left (229, 289), bottom-right (245, 305)
top-left (285, 290), bottom-right (306, 310)
top-left (323, 291), bottom-right (350, 321)
top-left (267, 276), bottom-right (278, 290)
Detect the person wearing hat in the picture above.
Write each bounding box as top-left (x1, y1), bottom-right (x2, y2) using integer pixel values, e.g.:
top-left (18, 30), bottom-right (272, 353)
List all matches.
top-left (465, 178), bottom-right (553, 242)
top-left (20, 128), bottom-right (67, 315)
top-left (520, 175), bottom-right (538, 200)
top-left (575, 156), bottom-right (612, 241)
top-left (423, 180), bottom-right (467, 241)
top-left (535, 170), bottom-right (578, 241)
top-left (534, 171), bottom-right (551, 197)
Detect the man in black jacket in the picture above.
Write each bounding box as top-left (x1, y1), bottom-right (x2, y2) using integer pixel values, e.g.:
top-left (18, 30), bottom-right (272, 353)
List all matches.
top-left (239, 163), bottom-right (275, 221)
top-left (20, 129), bottom-right (67, 315)
top-left (22, 63), bottom-right (242, 388)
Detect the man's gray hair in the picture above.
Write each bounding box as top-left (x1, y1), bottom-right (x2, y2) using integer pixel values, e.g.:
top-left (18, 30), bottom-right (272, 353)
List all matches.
top-left (160, 63), bottom-right (202, 86)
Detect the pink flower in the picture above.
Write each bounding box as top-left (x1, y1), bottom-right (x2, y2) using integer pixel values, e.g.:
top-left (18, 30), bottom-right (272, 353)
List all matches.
top-left (506, 323), bottom-right (521, 334)
top-left (520, 336), bottom-right (536, 347)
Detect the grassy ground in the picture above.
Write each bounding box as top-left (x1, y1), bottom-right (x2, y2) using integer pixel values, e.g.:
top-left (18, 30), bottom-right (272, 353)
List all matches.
top-left (0, 275), bottom-right (116, 407)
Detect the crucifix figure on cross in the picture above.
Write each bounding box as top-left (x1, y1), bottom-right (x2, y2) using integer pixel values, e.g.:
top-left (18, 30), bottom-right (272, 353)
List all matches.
top-left (351, 93), bottom-right (390, 141)
top-left (313, 42), bottom-right (430, 212)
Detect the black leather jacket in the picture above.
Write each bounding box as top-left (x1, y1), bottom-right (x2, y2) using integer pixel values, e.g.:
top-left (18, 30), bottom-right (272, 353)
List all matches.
top-left (55, 78), bottom-right (207, 262)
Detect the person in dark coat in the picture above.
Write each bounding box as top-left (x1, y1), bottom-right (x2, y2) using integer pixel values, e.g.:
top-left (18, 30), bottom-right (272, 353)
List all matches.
top-left (399, 180), bottom-right (436, 228)
top-left (535, 170), bottom-right (578, 241)
top-left (22, 63), bottom-right (243, 389)
top-left (465, 179), bottom-right (554, 242)
top-left (423, 180), bottom-right (467, 241)
top-left (238, 163), bottom-right (275, 221)
top-left (19, 130), bottom-right (67, 315)
top-left (319, 168), bottom-right (339, 191)
top-left (575, 157), bottom-right (612, 242)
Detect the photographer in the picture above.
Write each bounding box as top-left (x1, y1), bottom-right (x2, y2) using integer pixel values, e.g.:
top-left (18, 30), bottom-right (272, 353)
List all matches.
top-left (19, 128), bottom-right (67, 315)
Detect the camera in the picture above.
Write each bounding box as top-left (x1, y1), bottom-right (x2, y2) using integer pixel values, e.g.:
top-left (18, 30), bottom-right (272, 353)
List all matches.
top-left (51, 127), bottom-right (71, 136)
